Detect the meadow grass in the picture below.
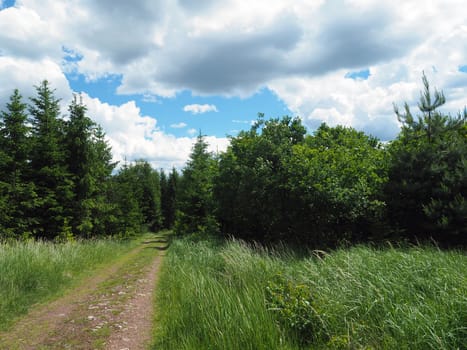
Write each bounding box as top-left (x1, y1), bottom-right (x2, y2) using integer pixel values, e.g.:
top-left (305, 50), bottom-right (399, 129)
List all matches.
top-left (152, 238), bottom-right (467, 349)
top-left (0, 238), bottom-right (134, 330)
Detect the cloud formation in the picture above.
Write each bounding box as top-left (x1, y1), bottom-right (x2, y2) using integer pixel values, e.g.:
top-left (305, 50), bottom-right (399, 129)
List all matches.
top-left (170, 122), bottom-right (188, 129)
top-left (1, 0), bottom-right (467, 156)
top-left (183, 104), bottom-right (218, 114)
top-left (83, 94), bottom-right (228, 170)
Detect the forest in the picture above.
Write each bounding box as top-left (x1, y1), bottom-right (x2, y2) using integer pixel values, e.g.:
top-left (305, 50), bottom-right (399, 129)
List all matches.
top-left (0, 75), bottom-right (466, 246)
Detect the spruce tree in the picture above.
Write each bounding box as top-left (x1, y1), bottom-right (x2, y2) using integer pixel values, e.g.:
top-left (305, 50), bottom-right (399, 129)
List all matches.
top-left (65, 95), bottom-right (105, 236)
top-left (87, 125), bottom-right (117, 236)
top-left (175, 133), bottom-right (218, 235)
top-left (28, 80), bottom-right (73, 239)
top-left (160, 167), bottom-right (179, 229)
top-left (0, 89), bottom-right (36, 238)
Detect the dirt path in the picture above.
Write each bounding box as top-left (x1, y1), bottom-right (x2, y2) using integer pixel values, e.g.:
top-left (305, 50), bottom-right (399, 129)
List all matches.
top-left (0, 233), bottom-right (168, 350)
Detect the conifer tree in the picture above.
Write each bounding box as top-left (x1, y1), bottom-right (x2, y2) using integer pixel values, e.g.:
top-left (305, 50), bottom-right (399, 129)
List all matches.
top-left (175, 133), bottom-right (218, 235)
top-left (28, 80), bottom-right (73, 239)
top-left (65, 95), bottom-right (95, 236)
top-left (87, 125), bottom-right (117, 236)
top-left (0, 89), bottom-right (36, 238)
top-left (387, 75), bottom-right (467, 242)
top-left (160, 167), bottom-right (179, 229)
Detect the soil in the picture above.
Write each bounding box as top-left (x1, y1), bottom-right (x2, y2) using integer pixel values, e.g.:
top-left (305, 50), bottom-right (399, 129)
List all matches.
top-left (0, 234), bottom-right (167, 350)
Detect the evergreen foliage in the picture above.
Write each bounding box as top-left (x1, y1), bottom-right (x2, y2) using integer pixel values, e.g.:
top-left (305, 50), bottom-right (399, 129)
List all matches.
top-left (108, 160), bottom-right (162, 236)
top-left (0, 89), bottom-right (36, 238)
top-left (0, 82), bottom-right (161, 240)
top-left (175, 133), bottom-right (218, 235)
top-left (0, 76), bottom-right (465, 246)
top-left (386, 74), bottom-right (467, 243)
top-left (28, 80), bottom-right (73, 239)
top-left (160, 167), bottom-right (179, 229)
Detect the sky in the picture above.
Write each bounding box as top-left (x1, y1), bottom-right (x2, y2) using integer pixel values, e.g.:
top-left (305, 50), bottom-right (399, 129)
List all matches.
top-left (1, 0), bottom-right (467, 170)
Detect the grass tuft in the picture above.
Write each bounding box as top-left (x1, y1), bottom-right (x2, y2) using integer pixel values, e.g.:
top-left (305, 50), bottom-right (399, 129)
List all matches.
top-left (0, 238), bottom-right (133, 330)
top-left (153, 238), bottom-right (467, 349)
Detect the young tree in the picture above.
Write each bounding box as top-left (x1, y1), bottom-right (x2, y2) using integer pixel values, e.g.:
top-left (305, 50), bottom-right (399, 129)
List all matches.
top-left (386, 75), bottom-right (467, 243)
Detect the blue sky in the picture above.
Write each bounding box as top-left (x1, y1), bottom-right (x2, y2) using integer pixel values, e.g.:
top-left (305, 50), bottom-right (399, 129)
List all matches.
top-left (65, 71), bottom-right (292, 138)
top-left (1, 0), bottom-right (467, 169)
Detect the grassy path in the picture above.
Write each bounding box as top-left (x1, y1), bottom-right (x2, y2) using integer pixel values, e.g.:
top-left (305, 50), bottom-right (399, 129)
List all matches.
top-left (0, 232), bottom-right (168, 349)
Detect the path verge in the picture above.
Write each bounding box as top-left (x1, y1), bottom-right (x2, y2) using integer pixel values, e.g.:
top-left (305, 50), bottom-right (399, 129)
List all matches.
top-left (0, 233), bottom-right (167, 350)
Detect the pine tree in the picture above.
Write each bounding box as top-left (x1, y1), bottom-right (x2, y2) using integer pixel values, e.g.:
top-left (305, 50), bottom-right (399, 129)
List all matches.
top-left (387, 75), bottom-right (467, 243)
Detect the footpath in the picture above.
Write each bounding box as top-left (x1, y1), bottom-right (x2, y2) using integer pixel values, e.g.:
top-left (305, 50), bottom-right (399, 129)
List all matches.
top-left (0, 233), bottom-right (169, 350)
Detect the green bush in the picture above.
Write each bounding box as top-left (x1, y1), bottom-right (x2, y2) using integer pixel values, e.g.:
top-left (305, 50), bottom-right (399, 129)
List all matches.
top-left (266, 274), bottom-right (324, 344)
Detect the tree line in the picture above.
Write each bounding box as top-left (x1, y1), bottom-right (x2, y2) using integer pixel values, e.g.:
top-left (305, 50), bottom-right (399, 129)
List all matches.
top-left (176, 74), bottom-right (466, 247)
top-left (0, 81), bottom-right (178, 241)
top-left (1, 76), bottom-right (466, 246)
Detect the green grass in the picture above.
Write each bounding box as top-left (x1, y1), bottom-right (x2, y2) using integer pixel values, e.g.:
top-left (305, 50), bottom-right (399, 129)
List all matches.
top-left (0, 238), bottom-right (134, 330)
top-left (152, 238), bottom-right (467, 349)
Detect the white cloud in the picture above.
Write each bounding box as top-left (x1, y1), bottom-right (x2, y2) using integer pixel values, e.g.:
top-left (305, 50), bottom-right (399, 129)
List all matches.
top-left (232, 119), bottom-right (252, 124)
top-left (187, 128), bottom-right (197, 136)
top-left (82, 93), bottom-right (228, 170)
top-left (0, 56), bottom-right (71, 107)
top-left (170, 122), bottom-right (187, 128)
top-left (2, 0), bottom-right (467, 144)
top-left (183, 104), bottom-right (218, 114)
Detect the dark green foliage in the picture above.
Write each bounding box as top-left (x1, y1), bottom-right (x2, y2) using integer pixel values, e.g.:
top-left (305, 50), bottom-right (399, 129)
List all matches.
top-left (1, 75), bottom-right (466, 245)
top-left (215, 115), bottom-right (306, 241)
top-left (64, 96), bottom-right (118, 237)
top-left (214, 115), bottom-right (387, 246)
top-left (129, 160), bottom-right (162, 231)
top-left (0, 89), bottom-right (30, 189)
top-left (175, 133), bottom-right (218, 235)
top-left (0, 82), bottom-right (159, 240)
top-left (0, 90), bottom-right (36, 238)
top-left (286, 124), bottom-right (388, 245)
top-left (386, 74), bottom-right (467, 243)
top-left (109, 160), bottom-right (162, 236)
top-left (160, 167), bottom-right (179, 229)
top-left (108, 167), bottom-right (143, 236)
top-left (266, 275), bottom-right (322, 344)
top-left (28, 81), bottom-right (73, 239)
top-left (65, 96), bottom-right (98, 236)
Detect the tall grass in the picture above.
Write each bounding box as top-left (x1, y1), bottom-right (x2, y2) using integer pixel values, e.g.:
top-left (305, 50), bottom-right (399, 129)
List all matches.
top-left (153, 238), bottom-right (467, 349)
top-left (0, 239), bottom-right (132, 330)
